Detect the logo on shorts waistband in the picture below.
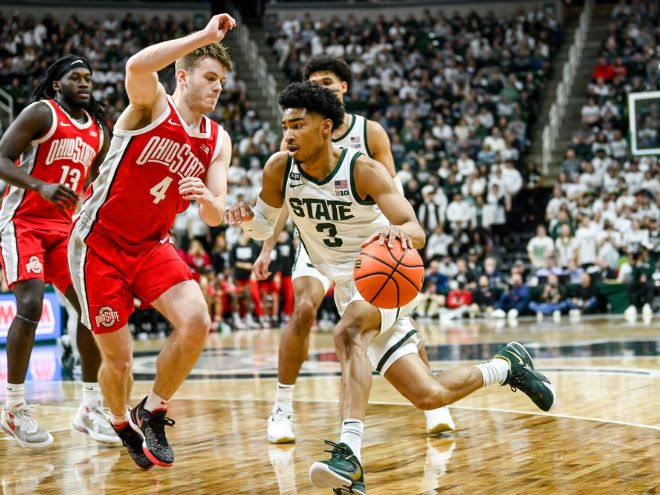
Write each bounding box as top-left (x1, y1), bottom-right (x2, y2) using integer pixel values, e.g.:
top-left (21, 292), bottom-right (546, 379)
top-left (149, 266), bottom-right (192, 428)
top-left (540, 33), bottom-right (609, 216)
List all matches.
top-left (26, 256), bottom-right (43, 274)
top-left (96, 306), bottom-right (120, 328)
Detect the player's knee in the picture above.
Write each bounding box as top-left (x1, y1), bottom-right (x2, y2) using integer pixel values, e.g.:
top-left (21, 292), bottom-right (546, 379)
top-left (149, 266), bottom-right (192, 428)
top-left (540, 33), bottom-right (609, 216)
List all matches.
top-left (15, 292), bottom-right (44, 322)
top-left (180, 304), bottom-right (211, 340)
top-left (291, 298), bottom-right (317, 328)
top-left (103, 356), bottom-right (132, 377)
top-left (332, 317), bottom-right (370, 352)
top-left (410, 382), bottom-right (448, 410)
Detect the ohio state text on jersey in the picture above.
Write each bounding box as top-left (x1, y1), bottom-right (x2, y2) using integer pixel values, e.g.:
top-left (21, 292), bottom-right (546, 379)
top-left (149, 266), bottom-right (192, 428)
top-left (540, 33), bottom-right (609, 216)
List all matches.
top-left (0, 99), bottom-right (103, 232)
top-left (78, 95), bottom-right (223, 249)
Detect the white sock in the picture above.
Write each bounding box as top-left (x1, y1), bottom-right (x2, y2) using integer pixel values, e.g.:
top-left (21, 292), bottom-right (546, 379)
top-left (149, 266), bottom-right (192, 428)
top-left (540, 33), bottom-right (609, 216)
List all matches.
top-left (340, 418), bottom-right (364, 462)
top-left (475, 358), bottom-right (510, 387)
top-left (274, 382), bottom-right (295, 414)
top-left (5, 383), bottom-right (25, 410)
top-left (82, 382), bottom-right (102, 409)
top-left (111, 411), bottom-right (129, 427)
top-left (144, 390), bottom-right (169, 412)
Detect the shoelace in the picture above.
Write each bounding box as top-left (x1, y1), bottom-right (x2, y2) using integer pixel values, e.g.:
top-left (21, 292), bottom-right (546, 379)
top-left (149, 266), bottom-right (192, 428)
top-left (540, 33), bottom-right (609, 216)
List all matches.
top-left (147, 415), bottom-right (175, 444)
top-left (272, 408), bottom-right (292, 422)
top-left (89, 407), bottom-right (112, 430)
top-left (11, 405), bottom-right (40, 434)
top-left (323, 440), bottom-right (351, 458)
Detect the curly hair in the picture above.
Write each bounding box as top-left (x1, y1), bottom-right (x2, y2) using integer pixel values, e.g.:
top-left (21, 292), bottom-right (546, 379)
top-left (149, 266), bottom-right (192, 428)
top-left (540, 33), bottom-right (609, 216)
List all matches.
top-left (278, 81), bottom-right (345, 130)
top-left (302, 55), bottom-right (352, 90)
top-left (31, 55), bottom-right (105, 125)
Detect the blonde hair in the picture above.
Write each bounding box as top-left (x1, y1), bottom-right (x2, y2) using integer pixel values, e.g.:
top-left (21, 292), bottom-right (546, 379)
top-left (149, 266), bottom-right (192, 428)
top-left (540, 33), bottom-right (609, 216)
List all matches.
top-left (175, 42), bottom-right (233, 72)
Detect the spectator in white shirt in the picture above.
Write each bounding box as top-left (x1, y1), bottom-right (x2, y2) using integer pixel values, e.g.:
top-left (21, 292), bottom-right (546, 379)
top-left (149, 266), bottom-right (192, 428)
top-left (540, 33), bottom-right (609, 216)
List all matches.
top-left (527, 224), bottom-right (555, 269)
top-left (483, 127), bottom-right (506, 152)
top-left (554, 224), bottom-right (575, 268)
top-left (426, 224), bottom-right (453, 260)
top-left (457, 151), bottom-right (476, 178)
top-left (446, 192), bottom-right (473, 232)
top-left (546, 184), bottom-right (568, 221)
top-left (574, 216), bottom-right (598, 266)
top-left (502, 160), bottom-right (523, 196)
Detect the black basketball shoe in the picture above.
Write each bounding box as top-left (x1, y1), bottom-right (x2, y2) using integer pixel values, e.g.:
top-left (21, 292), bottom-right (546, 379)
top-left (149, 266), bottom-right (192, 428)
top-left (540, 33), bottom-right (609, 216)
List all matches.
top-left (113, 422), bottom-right (154, 470)
top-left (128, 397), bottom-right (175, 467)
top-left (309, 441), bottom-right (366, 494)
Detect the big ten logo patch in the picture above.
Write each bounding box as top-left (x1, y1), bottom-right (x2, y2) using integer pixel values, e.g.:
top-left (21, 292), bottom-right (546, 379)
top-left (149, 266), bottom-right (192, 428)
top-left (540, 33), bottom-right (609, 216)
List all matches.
top-left (96, 306), bottom-right (120, 328)
top-left (26, 256), bottom-right (43, 274)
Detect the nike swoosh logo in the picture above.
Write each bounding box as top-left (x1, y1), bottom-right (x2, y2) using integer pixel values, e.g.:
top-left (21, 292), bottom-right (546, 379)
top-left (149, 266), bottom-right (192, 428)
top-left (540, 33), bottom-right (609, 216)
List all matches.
top-left (289, 183), bottom-right (303, 188)
top-left (168, 119), bottom-right (182, 126)
top-left (511, 351), bottom-right (524, 365)
top-left (331, 463), bottom-right (362, 481)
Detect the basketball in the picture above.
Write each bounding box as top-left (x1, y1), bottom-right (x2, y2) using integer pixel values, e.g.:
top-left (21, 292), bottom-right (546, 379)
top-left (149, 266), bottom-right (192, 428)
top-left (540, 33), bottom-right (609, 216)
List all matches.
top-left (353, 239), bottom-right (425, 309)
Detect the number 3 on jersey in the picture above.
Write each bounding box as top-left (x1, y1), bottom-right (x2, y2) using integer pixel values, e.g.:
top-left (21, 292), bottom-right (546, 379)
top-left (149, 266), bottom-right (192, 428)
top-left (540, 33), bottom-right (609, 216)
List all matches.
top-left (150, 177), bottom-right (173, 204)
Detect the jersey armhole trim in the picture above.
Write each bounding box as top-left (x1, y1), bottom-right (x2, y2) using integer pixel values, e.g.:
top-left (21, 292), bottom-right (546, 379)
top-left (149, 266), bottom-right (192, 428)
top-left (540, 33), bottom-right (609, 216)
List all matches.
top-left (31, 101), bottom-right (58, 145)
top-left (113, 104), bottom-right (171, 137)
top-left (332, 114), bottom-right (356, 143)
top-left (349, 152), bottom-right (375, 205)
top-left (211, 127), bottom-right (225, 163)
top-left (282, 156), bottom-right (292, 195)
top-left (363, 117), bottom-right (372, 157)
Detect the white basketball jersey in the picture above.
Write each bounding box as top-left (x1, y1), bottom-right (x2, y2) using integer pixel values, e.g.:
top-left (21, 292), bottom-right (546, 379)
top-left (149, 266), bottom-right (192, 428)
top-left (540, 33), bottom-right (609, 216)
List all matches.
top-left (332, 113), bottom-right (404, 194)
top-left (284, 147), bottom-right (389, 281)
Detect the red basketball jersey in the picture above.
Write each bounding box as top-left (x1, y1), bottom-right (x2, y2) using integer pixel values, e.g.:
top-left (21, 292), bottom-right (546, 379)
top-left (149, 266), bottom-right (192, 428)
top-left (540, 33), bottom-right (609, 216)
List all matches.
top-left (0, 99), bottom-right (103, 232)
top-left (79, 96), bottom-right (223, 250)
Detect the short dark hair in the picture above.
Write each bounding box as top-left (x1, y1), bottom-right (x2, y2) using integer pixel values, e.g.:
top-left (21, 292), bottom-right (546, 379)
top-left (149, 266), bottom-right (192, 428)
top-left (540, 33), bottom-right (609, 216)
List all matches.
top-left (278, 81), bottom-right (345, 130)
top-left (302, 55), bottom-right (352, 90)
top-left (175, 42), bottom-right (233, 72)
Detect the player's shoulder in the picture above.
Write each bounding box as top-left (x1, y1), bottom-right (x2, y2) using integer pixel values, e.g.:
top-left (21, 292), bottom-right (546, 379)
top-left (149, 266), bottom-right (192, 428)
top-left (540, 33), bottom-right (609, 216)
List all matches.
top-left (353, 152), bottom-right (387, 176)
top-left (20, 99), bottom-right (54, 121)
top-left (265, 150), bottom-right (291, 169)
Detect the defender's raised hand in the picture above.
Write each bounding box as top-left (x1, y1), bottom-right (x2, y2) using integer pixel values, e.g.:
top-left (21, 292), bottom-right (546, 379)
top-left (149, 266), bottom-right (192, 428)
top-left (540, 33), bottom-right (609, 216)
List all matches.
top-left (202, 14), bottom-right (237, 43)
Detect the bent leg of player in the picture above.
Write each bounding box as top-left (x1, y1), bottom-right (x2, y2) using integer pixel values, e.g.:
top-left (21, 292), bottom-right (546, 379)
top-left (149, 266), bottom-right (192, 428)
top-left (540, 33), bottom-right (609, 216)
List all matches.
top-left (384, 341), bottom-right (556, 413)
top-left (310, 279), bottom-right (390, 495)
top-left (268, 245), bottom-right (331, 444)
top-left (69, 226), bottom-right (149, 467)
top-left (47, 232), bottom-right (118, 444)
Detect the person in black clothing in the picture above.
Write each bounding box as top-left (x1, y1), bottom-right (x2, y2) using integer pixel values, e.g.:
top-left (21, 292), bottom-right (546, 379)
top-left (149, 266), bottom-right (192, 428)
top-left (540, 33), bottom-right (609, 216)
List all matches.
top-left (570, 272), bottom-right (599, 314)
top-left (470, 275), bottom-right (498, 317)
top-left (230, 232), bottom-right (264, 329)
top-left (275, 230), bottom-right (296, 323)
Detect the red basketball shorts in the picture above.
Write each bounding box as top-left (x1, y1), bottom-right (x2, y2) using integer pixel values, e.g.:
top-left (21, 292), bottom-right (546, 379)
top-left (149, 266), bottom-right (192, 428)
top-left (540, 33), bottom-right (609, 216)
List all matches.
top-left (69, 224), bottom-right (193, 334)
top-left (0, 219), bottom-right (73, 292)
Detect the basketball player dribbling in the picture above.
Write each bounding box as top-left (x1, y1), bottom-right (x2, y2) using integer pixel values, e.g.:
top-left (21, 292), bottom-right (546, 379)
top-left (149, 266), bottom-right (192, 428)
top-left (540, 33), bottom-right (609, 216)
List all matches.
top-left (254, 56), bottom-right (455, 444)
top-left (68, 14), bottom-right (235, 469)
top-left (0, 55), bottom-right (117, 447)
top-left (226, 82), bottom-right (556, 494)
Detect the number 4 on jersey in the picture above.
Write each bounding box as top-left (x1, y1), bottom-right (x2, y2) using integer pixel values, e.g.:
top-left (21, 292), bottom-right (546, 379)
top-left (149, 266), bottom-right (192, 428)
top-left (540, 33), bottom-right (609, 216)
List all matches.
top-left (150, 177), bottom-right (173, 204)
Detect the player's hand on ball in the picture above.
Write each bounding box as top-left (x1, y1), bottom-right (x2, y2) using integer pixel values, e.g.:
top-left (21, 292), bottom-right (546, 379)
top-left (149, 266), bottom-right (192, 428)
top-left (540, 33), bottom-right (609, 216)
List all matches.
top-left (224, 201), bottom-right (254, 225)
top-left (361, 225), bottom-right (413, 250)
top-left (203, 14), bottom-right (236, 43)
top-left (178, 177), bottom-right (213, 202)
top-left (37, 182), bottom-right (78, 210)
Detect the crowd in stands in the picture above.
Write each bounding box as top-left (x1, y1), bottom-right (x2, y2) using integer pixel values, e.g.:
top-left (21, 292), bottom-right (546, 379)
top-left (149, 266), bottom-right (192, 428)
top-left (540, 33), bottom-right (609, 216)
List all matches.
top-left (0, 12), bottom-right (273, 152)
top-left (0, 4), bottom-right (657, 333)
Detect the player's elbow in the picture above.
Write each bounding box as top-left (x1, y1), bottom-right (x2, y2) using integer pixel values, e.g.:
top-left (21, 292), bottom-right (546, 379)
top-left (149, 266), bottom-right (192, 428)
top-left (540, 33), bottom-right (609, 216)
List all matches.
top-left (412, 226), bottom-right (426, 250)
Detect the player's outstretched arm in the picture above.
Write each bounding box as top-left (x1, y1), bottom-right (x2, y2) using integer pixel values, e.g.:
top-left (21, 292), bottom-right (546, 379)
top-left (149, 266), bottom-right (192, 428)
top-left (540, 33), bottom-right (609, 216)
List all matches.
top-left (0, 102), bottom-right (78, 210)
top-left (225, 152), bottom-right (288, 240)
top-left (179, 130), bottom-right (232, 226)
top-left (125, 13), bottom-right (236, 109)
top-left (354, 156), bottom-right (425, 249)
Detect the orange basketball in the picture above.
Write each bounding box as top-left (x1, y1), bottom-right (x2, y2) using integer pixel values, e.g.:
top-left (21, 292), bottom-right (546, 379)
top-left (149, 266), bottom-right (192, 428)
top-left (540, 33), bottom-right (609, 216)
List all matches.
top-left (353, 239), bottom-right (425, 309)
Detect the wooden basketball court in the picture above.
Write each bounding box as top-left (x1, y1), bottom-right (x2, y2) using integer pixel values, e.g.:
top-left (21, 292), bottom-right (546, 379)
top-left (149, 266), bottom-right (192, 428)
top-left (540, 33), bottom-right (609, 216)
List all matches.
top-left (1, 316), bottom-right (659, 494)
